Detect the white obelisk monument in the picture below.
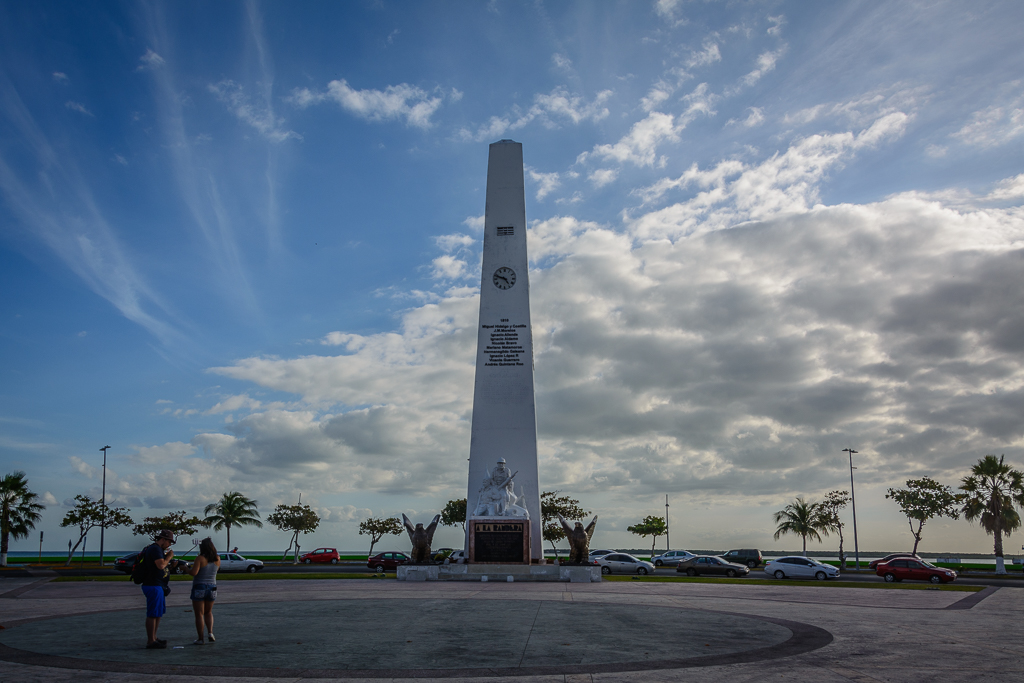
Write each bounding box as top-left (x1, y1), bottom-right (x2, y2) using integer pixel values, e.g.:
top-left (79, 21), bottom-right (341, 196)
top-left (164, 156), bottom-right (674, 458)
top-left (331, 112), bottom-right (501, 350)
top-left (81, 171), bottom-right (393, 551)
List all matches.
top-left (466, 140), bottom-right (542, 562)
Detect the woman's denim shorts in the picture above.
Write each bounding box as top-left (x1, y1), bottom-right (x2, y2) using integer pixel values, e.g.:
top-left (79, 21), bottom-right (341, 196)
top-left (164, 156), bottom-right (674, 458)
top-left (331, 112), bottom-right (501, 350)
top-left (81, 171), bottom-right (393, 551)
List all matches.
top-left (190, 583), bottom-right (217, 601)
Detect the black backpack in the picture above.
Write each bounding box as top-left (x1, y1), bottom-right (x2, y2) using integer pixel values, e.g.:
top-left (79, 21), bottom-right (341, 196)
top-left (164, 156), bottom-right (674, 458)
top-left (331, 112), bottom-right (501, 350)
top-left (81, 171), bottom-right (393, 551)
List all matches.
top-left (130, 549), bottom-right (147, 584)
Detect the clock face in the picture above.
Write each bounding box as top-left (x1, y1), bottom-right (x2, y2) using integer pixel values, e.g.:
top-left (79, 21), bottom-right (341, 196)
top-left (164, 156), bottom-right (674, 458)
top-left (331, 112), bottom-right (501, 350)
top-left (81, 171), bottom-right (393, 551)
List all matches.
top-left (492, 267), bottom-right (516, 290)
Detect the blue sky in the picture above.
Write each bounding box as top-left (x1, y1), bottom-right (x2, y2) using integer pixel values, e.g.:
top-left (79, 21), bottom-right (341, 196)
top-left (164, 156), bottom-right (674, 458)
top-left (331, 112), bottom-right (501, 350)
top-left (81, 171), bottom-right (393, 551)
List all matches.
top-left (2, 0), bottom-right (1024, 555)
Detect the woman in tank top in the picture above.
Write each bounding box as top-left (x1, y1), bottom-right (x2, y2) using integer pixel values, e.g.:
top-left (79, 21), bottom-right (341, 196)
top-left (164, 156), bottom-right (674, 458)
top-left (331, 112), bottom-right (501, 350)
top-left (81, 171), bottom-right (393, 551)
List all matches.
top-left (187, 537), bottom-right (221, 644)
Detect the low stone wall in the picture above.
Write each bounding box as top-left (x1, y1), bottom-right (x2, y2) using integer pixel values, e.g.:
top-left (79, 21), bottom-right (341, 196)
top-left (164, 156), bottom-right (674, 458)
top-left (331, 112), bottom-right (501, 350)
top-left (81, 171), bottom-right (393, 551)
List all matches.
top-left (397, 563), bottom-right (601, 582)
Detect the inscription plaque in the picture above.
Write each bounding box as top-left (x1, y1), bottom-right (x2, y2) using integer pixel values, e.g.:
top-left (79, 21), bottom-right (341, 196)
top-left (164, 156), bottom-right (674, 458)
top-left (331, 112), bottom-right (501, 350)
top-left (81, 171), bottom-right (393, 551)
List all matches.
top-left (468, 519), bottom-right (530, 564)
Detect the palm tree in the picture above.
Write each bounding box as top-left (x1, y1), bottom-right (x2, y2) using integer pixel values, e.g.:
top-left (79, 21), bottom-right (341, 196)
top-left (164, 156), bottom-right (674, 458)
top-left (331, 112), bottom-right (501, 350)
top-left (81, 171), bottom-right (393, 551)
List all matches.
top-left (203, 492), bottom-right (263, 551)
top-left (773, 497), bottom-right (823, 556)
top-left (1, 471), bottom-right (46, 567)
top-left (960, 455), bottom-right (1024, 574)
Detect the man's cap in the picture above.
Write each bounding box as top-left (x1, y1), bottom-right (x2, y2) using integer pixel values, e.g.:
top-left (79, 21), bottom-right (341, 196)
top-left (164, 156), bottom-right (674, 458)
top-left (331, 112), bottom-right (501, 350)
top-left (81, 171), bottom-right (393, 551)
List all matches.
top-left (154, 529), bottom-right (176, 542)
top-left (497, 458), bottom-right (506, 464)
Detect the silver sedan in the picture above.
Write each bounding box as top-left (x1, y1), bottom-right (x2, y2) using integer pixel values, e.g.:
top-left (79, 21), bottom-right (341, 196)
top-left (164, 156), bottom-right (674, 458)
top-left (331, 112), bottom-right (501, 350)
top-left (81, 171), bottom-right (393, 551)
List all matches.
top-left (764, 556), bottom-right (839, 580)
top-left (651, 550), bottom-right (696, 567)
top-left (595, 553), bottom-right (655, 575)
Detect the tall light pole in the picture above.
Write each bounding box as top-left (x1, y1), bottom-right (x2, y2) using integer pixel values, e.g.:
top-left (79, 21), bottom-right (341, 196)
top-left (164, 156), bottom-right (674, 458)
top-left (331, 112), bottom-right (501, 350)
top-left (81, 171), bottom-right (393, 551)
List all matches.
top-left (665, 495), bottom-right (670, 551)
top-left (843, 448), bottom-right (860, 571)
top-left (99, 445), bottom-right (111, 567)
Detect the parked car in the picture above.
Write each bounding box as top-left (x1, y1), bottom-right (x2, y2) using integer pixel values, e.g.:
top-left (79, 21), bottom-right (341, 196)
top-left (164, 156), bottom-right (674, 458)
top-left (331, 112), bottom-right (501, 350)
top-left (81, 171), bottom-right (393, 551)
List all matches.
top-left (588, 549), bottom-right (615, 558)
top-left (595, 553), bottom-right (655, 575)
top-left (720, 549), bottom-right (763, 568)
top-left (368, 551), bottom-right (411, 573)
top-left (445, 550), bottom-right (466, 565)
top-left (431, 547), bottom-right (455, 563)
top-left (868, 553), bottom-right (920, 570)
top-left (651, 550), bottom-right (696, 567)
top-left (299, 547), bottom-right (341, 564)
top-left (676, 555), bottom-right (750, 577)
top-left (114, 551), bottom-right (190, 574)
top-left (764, 556), bottom-right (840, 580)
top-left (218, 552), bottom-right (264, 573)
top-left (876, 558), bottom-right (956, 584)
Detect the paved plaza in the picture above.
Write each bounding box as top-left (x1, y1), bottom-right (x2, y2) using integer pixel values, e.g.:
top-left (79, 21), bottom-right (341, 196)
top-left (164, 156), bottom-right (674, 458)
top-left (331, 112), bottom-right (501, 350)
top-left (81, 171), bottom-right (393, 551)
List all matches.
top-left (0, 577), bottom-right (1019, 681)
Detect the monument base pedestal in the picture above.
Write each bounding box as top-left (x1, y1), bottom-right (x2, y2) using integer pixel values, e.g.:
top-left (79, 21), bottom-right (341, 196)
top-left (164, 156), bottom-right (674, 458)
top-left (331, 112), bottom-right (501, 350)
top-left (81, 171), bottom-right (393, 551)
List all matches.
top-left (397, 563), bottom-right (601, 582)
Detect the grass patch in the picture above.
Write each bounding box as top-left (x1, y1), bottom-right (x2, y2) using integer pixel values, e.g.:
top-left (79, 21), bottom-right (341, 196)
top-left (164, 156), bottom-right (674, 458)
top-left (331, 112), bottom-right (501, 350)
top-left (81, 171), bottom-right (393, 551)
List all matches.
top-left (601, 575), bottom-right (982, 591)
top-left (51, 572), bottom-right (388, 583)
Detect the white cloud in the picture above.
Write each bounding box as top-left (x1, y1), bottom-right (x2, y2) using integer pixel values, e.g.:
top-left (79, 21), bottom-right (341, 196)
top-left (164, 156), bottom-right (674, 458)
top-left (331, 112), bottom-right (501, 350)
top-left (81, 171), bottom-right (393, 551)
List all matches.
top-left (588, 168), bottom-right (618, 188)
top-left (458, 88), bottom-right (612, 142)
top-left (42, 491), bottom-right (59, 505)
top-left (206, 394), bottom-right (264, 415)
top-left (462, 215), bottom-right (485, 232)
top-left (289, 79), bottom-right (446, 129)
top-left (65, 101), bottom-right (93, 116)
top-left (985, 174), bottom-right (1024, 201)
top-left (136, 49), bottom-right (165, 71)
top-left (686, 42), bottom-right (721, 68)
top-left (112, 154), bottom-right (128, 165)
top-left (552, 53), bottom-right (573, 70)
top-left (739, 47), bottom-right (786, 87)
top-left (588, 112), bottom-right (679, 167)
top-left (434, 233), bottom-right (475, 252)
top-left (69, 456), bottom-right (98, 478)
top-left (766, 15), bottom-right (786, 37)
top-left (52, 72), bottom-right (69, 83)
top-left (431, 254), bottom-right (468, 280)
top-left (208, 80), bottom-right (301, 142)
top-left (529, 169), bottom-right (561, 200)
top-left (951, 87), bottom-right (1024, 148)
top-left (733, 107), bottom-right (765, 127)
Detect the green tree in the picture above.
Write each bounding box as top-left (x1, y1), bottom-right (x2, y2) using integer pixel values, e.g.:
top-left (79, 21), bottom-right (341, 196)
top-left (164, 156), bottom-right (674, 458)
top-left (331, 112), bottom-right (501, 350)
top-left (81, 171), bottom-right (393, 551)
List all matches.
top-left (439, 498), bottom-right (467, 533)
top-left (267, 504), bottom-right (321, 563)
top-left (960, 455), bottom-right (1024, 574)
top-left (60, 495), bottom-right (133, 566)
top-left (816, 490), bottom-right (851, 569)
top-left (626, 515), bottom-right (667, 560)
top-left (358, 516), bottom-right (403, 558)
top-left (773, 497), bottom-right (822, 556)
top-left (203, 492), bottom-right (263, 551)
top-left (885, 477), bottom-right (962, 555)
top-left (132, 511), bottom-right (206, 556)
top-left (1, 471), bottom-right (45, 567)
top-left (541, 491), bottom-right (590, 558)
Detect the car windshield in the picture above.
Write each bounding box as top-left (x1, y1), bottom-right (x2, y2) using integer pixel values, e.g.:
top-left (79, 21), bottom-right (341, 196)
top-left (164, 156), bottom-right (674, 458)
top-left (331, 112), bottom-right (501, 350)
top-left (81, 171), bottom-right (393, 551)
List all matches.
top-left (920, 561), bottom-right (938, 568)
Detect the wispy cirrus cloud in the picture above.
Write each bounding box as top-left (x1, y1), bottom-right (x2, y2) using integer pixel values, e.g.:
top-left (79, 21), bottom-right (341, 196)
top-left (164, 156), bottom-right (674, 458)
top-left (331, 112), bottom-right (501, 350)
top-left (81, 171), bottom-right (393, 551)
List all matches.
top-left (458, 87), bottom-right (612, 142)
top-left (289, 79), bottom-right (449, 129)
top-left (208, 79), bottom-right (300, 142)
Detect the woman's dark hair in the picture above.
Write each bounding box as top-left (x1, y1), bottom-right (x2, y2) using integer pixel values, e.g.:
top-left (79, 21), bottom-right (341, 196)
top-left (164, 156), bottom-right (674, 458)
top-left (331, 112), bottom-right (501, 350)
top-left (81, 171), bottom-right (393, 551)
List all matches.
top-left (199, 537), bottom-right (218, 563)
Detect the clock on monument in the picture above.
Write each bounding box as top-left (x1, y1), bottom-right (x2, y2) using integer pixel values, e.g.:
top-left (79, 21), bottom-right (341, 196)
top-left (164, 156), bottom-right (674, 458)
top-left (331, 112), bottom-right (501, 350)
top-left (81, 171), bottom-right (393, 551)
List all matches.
top-left (492, 267), bottom-right (516, 290)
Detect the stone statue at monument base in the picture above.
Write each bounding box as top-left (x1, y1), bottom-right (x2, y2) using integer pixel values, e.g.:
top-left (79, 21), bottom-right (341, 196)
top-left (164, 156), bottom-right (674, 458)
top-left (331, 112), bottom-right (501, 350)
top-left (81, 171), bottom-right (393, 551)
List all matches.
top-left (402, 513), bottom-right (440, 564)
top-left (472, 458), bottom-right (529, 518)
top-left (558, 513), bottom-right (598, 565)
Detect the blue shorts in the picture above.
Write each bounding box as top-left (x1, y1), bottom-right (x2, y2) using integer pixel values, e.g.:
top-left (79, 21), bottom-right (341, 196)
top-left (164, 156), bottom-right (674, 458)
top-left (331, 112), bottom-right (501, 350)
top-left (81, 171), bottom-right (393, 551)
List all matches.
top-left (190, 583), bottom-right (217, 601)
top-left (141, 585), bottom-right (166, 618)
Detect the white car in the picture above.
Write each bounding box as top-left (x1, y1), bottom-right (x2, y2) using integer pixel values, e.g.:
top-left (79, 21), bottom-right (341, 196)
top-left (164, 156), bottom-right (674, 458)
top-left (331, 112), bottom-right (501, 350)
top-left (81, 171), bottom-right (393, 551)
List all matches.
top-left (588, 549), bottom-right (615, 558)
top-left (217, 552), bottom-right (264, 573)
top-left (595, 552), bottom-right (655, 575)
top-left (651, 550), bottom-right (696, 567)
top-left (764, 556), bottom-right (839, 580)
top-left (445, 550), bottom-right (467, 564)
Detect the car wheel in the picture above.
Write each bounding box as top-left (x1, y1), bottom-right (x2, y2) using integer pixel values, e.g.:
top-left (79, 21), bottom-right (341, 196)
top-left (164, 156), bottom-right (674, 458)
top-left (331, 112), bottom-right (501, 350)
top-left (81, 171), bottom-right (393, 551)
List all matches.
top-left (331, 558), bottom-right (338, 565)
top-left (304, 558), bottom-right (311, 564)
top-left (375, 564), bottom-right (385, 574)
top-left (747, 560), bottom-right (757, 568)
top-left (686, 568), bottom-right (697, 576)
top-left (726, 569), bottom-right (737, 578)
top-left (884, 573), bottom-right (896, 582)
top-left (930, 574), bottom-right (942, 584)
top-left (774, 570), bottom-right (785, 580)
top-left (654, 560), bottom-right (663, 567)
top-left (638, 567), bottom-right (648, 575)
top-left (244, 565), bottom-right (256, 573)
top-left (815, 571), bottom-right (827, 581)
top-left (600, 566), bottom-right (611, 575)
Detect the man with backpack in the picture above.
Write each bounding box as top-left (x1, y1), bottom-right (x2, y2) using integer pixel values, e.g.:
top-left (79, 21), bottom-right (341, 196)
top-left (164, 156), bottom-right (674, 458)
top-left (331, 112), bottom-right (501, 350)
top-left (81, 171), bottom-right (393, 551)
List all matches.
top-left (138, 529), bottom-right (175, 649)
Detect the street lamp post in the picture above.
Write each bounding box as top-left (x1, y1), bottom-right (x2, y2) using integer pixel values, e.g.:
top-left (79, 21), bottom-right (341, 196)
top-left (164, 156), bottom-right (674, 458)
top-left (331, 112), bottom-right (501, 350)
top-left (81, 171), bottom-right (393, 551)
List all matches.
top-left (843, 448), bottom-right (860, 571)
top-left (665, 495), bottom-right (670, 551)
top-left (99, 445), bottom-right (111, 567)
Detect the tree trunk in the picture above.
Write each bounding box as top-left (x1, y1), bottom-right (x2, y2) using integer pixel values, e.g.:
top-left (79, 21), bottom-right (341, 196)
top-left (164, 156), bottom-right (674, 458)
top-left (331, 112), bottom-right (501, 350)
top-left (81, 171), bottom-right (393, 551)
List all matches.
top-left (1, 526), bottom-right (8, 567)
top-left (66, 533), bottom-right (86, 566)
top-left (994, 521), bottom-right (1005, 574)
top-left (911, 519), bottom-right (923, 555)
top-left (226, 526), bottom-right (231, 553)
top-left (549, 539), bottom-right (559, 559)
top-left (802, 534), bottom-right (807, 556)
top-left (651, 536), bottom-right (657, 561)
top-left (837, 524), bottom-right (846, 570)
top-left (293, 533), bottom-right (300, 564)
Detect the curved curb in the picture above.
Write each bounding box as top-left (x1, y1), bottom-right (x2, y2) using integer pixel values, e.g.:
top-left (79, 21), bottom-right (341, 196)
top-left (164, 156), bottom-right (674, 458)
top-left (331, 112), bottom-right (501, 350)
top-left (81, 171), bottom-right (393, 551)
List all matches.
top-left (0, 607), bottom-right (832, 678)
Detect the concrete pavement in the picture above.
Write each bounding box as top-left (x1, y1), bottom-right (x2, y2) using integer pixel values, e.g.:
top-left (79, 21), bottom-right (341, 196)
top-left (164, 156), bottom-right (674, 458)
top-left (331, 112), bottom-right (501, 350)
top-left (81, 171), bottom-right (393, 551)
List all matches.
top-left (0, 576), bottom-right (1019, 681)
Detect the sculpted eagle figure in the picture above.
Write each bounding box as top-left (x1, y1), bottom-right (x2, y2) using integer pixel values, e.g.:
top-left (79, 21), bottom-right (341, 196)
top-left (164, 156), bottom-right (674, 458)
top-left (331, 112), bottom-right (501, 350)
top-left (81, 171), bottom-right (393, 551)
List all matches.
top-left (403, 513), bottom-right (441, 564)
top-left (558, 513), bottom-right (598, 565)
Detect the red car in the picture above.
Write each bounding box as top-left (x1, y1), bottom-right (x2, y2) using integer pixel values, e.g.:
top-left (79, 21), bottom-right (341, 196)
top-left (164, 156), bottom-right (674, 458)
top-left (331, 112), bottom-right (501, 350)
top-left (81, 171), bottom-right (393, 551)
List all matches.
top-left (868, 553), bottom-right (919, 570)
top-left (876, 558), bottom-right (957, 583)
top-left (299, 547), bottom-right (340, 564)
top-left (367, 551), bottom-right (411, 573)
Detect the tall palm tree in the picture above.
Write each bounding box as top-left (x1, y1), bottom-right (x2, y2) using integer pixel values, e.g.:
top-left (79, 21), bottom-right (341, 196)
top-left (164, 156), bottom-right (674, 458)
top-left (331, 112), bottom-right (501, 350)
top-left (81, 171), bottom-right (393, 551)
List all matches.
top-left (773, 497), bottom-right (823, 556)
top-left (1, 471), bottom-right (46, 567)
top-left (203, 492), bottom-right (263, 551)
top-left (960, 455), bottom-right (1024, 574)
